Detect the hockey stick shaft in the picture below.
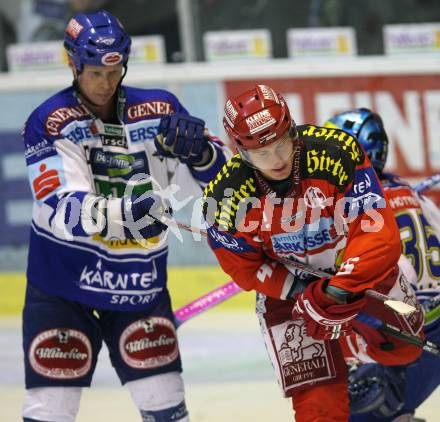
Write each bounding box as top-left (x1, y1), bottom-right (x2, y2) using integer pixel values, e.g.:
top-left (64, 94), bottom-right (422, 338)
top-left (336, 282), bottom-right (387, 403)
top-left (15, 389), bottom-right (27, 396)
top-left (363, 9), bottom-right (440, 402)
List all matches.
top-left (172, 281), bottom-right (440, 357)
top-left (357, 313), bottom-right (440, 357)
top-left (273, 257), bottom-right (416, 315)
top-left (174, 280), bottom-right (241, 327)
top-left (425, 304), bottom-right (440, 324)
top-left (150, 213), bottom-right (415, 313)
top-left (413, 172), bottom-right (440, 193)
top-left (262, 256), bottom-right (414, 311)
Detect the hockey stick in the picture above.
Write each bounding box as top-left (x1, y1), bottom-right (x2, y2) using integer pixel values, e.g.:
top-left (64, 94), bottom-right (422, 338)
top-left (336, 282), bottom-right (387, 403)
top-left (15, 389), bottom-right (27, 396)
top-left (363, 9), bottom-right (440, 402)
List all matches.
top-left (275, 257), bottom-right (416, 316)
top-left (413, 172), bottom-right (440, 193)
top-left (172, 281), bottom-right (440, 357)
top-left (151, 212), bottom-right (415, 315)
top-left (357, 313), bottom-right (440, 357)
top-left (174, 280), bottom-right (241, 327)
top-left (425, 305), bottom-right (440, 324)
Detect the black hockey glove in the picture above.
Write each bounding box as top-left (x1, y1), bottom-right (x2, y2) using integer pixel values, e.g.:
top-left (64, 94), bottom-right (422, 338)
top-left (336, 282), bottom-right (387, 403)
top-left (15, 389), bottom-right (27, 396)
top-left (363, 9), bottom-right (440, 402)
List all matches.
top-left (122, 191), bottom-right (170, 240)
top-left (154, 112), bottom-right (211, 165)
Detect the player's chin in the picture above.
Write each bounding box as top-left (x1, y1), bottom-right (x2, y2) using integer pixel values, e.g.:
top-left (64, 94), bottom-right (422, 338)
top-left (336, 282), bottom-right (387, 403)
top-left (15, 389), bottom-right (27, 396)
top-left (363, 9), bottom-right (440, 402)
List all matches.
top-left (267, 164), bottom-right (292, 180)
top-left (93, 93), bottom-right (113, 105)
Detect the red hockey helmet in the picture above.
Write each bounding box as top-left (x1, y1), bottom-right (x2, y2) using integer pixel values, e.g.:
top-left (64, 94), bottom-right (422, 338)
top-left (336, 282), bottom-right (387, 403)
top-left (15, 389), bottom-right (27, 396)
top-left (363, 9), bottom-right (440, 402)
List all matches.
top-left (223, 84), bottom-right (296, 150)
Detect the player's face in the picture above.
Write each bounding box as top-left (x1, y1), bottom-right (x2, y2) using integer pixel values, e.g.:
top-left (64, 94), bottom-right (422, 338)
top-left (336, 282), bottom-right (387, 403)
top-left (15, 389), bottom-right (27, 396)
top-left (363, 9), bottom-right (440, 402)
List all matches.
top-left (77, 64), bottom-right (124, 107)
top-left (242, 133), bottom-right (296, 181)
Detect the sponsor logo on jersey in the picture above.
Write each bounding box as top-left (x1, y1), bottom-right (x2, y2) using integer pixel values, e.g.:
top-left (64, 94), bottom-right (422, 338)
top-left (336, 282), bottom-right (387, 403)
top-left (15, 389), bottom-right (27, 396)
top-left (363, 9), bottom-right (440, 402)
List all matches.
top-left (32, 163), bottom-right (61, 200)
top-left (63, 123), bottom-right (95, 144)
top-left (128, 119), bottom-right (160, 143)
top-left (204, 155), bottom-right (242, 197)
top-left (352, 170), bottom-right (372, 194)
top-left (224, 99), bottom-right (238, 127)
top-left (386, 187), bottom-right (420, 211)
top-left (92, 234), bottom-right (160, 249)
top-left (302, 125), bottom-right (365, 164)
top-left (29, 328), bottom-right (92, 379)
top-left (78, 258), bottom-right (164, 307)
top-left (306, 148), bottom-right (351, 187)
top-left (345, 167), bottom-right (385, 216)
top-left (94, 151), bottom-right (136, 168)
top-left (91, 122), bottom-right (128, 148)
top-left (271, 217), bottom-right (339, 254)
top-left (24, 139), bottom-right (55, 160)
top-left (101, 136), bottom-right (128, 148)
top-left (66, 18), bottom-right (83, 39)
top-left (389, 274), bottom-right (425, 336)
top-left (346, 192), bottom-right (384, 217)
top-left (99, 123), bottom-right (125, 137)
top-left (207, 227), bottom-right (255, 252)
top-left (45, 105), bottom-right (89, 136)
top-left (211, 178), bottom-right (257, 230)
top-left (303, 186), bottom-right (328, 209)
top-left (203, 155), bottom-right (253, 231)
top-left (246, 110), bottom-right (276, 135)
top-left (119, 317), bottom-right (178, 369)
top-left (271, 319), bottom-right (335, 390)
top-left (101, 52), bottom-right (123, 66)
top-left (79, 259), bottom-right (159, 295)
top-left (92, 150), bottom-right (145, 177)
top-left (127, 101), bottom-right (174, 121)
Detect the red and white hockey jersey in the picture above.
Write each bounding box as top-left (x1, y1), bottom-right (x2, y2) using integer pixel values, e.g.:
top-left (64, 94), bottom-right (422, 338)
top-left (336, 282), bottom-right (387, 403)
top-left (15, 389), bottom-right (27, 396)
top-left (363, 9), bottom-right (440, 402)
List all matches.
top-left (203, 124), bottom-right (402, 300)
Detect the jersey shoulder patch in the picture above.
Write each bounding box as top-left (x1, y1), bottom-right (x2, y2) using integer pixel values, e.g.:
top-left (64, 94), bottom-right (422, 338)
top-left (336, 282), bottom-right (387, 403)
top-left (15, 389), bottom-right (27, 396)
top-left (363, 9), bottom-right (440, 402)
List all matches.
top-left (28, 87), bottom-right (90, 139)
top-left (203, 154), bottom-right (258, 232)
top-left (124, 86), bottom-right (184, 122)
top-left (299, 124), bottom-right (364, 190)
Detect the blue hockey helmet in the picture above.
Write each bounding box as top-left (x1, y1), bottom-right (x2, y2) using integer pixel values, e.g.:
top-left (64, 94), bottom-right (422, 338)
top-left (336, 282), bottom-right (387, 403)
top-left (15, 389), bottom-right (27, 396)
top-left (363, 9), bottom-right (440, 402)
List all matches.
top-left (325, 108), bottom-right (389, 173)
top-left (64, 10), bottom-right (131, 74)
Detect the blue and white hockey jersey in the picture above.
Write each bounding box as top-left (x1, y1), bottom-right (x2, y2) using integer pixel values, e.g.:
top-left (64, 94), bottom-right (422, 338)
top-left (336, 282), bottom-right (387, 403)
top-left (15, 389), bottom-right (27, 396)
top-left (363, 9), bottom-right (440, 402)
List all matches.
top-left (23, 85), bottom-right (230, 311)
top-left (381, 172), bottom-right (440, 317)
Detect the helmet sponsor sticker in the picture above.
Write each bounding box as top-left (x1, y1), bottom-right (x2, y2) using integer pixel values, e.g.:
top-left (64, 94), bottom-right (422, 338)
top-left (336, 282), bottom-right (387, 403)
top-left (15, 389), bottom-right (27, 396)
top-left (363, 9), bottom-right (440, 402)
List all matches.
top-left (29, 328), bottom-right (92, 379)
top-left (101, 52), bottom-right (123, 66)
top-left (258, 84), bottom-right (278, 103)
top-left (120, 317), bottom-right (178, 369)
top-left (97, 37), bottom-right (116, 46)
top-left (224, 100), bottom-right (239, 127)
top-left (246, 110), bottom-right (276, 135)
top-left (66, 18), bottom-right (84, 39)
